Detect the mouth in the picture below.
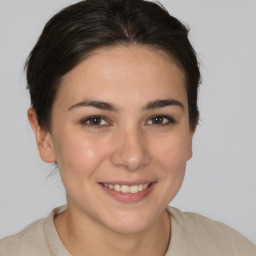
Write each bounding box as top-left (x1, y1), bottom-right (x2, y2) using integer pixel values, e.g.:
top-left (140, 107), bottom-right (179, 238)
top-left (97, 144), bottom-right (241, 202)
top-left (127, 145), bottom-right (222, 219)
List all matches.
top-left (98, 182), bottom-right (156, 202)
top-left (99, 182), bottom-right (153, 194)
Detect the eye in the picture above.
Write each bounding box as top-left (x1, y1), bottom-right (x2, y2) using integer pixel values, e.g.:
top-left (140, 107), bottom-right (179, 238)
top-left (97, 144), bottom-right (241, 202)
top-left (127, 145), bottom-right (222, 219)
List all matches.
top-left (81, 116), bottom-right (109, 127)
top-left (147, 115), bottom-right (175, 126)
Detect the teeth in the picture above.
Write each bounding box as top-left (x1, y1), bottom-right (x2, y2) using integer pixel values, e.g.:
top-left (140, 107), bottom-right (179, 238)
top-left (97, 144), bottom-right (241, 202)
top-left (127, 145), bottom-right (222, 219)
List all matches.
top-left (138, 184), bottom-right (144, 191)
top-left (114, 184), bottom-right (121, 192)
top-left (130, 185), bottom-right (139, 193)
top-left (103, 183), bottom-right (150, 193)
top-left (121, 185), bottom-right (130, 193)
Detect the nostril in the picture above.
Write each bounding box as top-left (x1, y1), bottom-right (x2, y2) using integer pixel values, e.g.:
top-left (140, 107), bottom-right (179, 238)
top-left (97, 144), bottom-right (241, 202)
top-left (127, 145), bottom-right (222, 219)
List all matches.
top-left (109, 136), bottom-right (152, 172)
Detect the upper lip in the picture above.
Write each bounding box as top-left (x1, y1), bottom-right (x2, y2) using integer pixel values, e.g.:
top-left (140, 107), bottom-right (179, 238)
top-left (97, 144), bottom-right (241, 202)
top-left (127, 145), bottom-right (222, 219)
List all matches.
top-left (99, 181), bottom-right (156, 186)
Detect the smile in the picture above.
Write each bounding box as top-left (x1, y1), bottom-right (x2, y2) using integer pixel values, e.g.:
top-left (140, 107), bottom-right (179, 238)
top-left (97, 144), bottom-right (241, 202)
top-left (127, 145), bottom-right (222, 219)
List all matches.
top-left (99, 181), bottom-right (156, 203)
top-left (102, 183), bottom-right (149, 194)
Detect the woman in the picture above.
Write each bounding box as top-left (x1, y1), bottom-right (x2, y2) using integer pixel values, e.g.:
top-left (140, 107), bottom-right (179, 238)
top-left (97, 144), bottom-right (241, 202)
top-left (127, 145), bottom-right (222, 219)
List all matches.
top-left (1, 0), bottom-right (255, 255)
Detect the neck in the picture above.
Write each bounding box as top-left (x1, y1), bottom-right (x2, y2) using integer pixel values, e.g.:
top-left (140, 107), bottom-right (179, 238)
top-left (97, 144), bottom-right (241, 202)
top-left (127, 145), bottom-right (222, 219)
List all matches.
top-left (55, 205), bottom-right (171, 256)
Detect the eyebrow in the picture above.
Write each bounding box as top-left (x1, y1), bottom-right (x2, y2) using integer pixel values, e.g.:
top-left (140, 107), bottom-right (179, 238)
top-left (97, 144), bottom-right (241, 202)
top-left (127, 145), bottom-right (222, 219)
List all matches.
top-left (68, 99), bottom-right (184, 112)
top-left (68, 100), bottom-right (119, 112)
top-left (143, 99), bottom-right (184, 110)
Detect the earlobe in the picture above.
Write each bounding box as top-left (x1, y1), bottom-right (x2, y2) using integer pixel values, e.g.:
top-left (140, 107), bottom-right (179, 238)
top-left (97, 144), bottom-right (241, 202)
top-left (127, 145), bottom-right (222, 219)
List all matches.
top-left (187, 147), bottom-right (193, 160)
top-left (27, 108), bottom-right (56, 163)
top-left (187, 129), bottom-right (195, 161)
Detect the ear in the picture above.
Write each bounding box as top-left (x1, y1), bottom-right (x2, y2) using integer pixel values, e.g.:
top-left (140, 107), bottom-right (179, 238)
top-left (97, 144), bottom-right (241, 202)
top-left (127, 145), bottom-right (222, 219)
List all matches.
top-left (187, 129), bottom-right (195, 161)
top-left (27, 108), bottom-right (56, 163)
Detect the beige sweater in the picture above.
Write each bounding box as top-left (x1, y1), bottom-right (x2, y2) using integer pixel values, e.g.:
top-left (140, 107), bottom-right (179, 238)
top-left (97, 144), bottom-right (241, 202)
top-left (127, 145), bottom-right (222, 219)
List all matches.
top-left (1, 205), bottom-right (255, 256)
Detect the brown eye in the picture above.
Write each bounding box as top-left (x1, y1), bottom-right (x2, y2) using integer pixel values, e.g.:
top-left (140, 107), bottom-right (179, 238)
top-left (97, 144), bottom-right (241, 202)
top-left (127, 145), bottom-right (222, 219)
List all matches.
top-left (81, 116), bottom-right (108, 126)
top-left (89, 117), bottom-right (102, 125)
top-left (147, 115), bottom-right (175, 126)
top-left (151, 116), bottom-right (164, 124)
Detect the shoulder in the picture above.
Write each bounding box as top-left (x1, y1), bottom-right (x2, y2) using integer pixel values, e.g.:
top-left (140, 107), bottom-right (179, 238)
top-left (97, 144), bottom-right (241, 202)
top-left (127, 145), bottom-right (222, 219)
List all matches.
top-left (0, 205), bottom-right (68, 256)
top-left (0, 218), bottom-right (51, 256)
top-left (166, 206), bottom-right (256, 256)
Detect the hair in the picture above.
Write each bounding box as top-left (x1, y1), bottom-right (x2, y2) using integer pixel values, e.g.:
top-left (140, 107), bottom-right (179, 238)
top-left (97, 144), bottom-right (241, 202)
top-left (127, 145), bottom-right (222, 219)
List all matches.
top-left (25, 0), bottom-right (200, 131)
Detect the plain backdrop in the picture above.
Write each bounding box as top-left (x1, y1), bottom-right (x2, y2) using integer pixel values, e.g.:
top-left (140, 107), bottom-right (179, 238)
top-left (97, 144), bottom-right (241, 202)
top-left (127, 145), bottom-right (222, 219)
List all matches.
top-left (0, 0), bottom-right (255, 244)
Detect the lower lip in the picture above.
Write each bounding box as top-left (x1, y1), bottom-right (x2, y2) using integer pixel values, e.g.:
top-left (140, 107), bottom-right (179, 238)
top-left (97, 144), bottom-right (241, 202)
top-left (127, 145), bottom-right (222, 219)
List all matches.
top-left (99, 183), bottom-right (155, 203)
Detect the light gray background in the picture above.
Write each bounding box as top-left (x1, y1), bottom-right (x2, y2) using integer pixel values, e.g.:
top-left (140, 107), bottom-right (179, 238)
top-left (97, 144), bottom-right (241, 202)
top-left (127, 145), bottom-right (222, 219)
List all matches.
top-left (0, 0), bottom-right (255, 243)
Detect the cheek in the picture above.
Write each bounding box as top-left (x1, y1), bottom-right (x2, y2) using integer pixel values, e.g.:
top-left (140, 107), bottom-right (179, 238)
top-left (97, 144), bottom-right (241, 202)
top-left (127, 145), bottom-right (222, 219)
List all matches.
top-left (153, 131), bottom-right (190, 170)
top-left (146, 131), bottom-right (189, 207)
top-left (53, 132), bottom-right (109, 179)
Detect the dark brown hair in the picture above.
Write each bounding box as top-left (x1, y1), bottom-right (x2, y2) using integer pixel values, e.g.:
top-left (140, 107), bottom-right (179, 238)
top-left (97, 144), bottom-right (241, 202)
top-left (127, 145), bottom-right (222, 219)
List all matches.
top-left (26, 0), bottom-right (200, 130)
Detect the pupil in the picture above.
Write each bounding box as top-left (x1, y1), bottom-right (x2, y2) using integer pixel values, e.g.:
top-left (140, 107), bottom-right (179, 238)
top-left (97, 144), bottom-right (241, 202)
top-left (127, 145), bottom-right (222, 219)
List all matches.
top-left (90, 117), bottom-right (101, 125)
top-left (153, 116), bottom-right (163, 124)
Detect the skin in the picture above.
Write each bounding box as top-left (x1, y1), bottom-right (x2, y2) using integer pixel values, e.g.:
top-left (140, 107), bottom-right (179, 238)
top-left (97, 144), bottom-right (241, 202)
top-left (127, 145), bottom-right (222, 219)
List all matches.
top-left (28, 45), bottom-right (194, 256)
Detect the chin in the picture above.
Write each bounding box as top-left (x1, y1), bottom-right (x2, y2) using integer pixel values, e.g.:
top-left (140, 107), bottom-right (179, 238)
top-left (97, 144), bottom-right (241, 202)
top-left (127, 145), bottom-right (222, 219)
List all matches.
top-left (101, 208), bottom-right (161, 234)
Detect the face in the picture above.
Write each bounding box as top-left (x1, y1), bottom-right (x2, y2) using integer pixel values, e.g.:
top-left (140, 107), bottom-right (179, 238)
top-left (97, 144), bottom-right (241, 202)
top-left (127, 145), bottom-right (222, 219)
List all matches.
top-left (31, 45), bottom-right (194, 233)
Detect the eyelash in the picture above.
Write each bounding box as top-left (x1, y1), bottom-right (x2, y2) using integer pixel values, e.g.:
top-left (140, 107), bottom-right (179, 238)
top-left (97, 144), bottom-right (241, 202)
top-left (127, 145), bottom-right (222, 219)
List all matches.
top-left (80, 115), bottom-right (110, 129)
top-left (80, 115), bottom-right (175, 129)
top-left (147, 115), bottom-right (176, 126)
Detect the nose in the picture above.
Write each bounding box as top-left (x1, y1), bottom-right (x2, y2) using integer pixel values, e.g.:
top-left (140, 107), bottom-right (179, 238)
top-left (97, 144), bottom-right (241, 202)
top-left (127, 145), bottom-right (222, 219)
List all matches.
top-left (110, 127), bottom-right (152, 172)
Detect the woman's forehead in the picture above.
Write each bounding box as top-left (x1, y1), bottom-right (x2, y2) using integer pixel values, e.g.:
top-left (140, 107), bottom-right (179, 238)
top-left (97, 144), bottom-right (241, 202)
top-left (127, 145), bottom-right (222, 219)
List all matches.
top-left (56, 45), bottom-right (187, 109)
